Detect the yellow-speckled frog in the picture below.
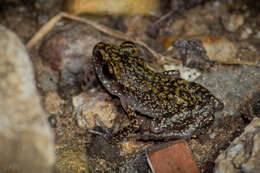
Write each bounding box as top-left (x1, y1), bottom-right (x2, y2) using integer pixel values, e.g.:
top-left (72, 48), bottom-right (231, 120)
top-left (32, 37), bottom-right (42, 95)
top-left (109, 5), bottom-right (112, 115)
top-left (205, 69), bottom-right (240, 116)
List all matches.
top-left (92, 41), bottom-right (223, 142)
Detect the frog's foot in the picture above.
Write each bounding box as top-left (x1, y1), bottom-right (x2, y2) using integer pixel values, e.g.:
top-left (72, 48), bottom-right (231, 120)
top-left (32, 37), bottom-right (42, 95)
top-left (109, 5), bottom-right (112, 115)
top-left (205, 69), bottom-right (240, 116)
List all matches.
top-left (87, 114), bottom-right (114, 142)
top-left (88, 129), bottom-right (111, 139)
top-left (88, 113), bottom-right (142, 143)
top-left (87, 118), bottom-right (123, 143)
top-left (90, 120), bottom-right (142, 143)
top-left (88, 128), bottom-right (123, 144)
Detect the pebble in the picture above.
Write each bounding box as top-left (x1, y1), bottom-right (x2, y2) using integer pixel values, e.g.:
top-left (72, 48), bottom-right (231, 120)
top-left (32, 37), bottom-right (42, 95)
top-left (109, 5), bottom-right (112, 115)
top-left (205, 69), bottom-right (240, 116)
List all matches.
top-left (222, 14), bottom-right (244, 32)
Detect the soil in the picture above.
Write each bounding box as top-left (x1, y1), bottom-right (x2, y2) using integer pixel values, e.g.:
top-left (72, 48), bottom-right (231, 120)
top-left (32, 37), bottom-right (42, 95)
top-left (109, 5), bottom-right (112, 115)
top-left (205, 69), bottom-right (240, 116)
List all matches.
top-left (1, 0), bottom-right (260, 172)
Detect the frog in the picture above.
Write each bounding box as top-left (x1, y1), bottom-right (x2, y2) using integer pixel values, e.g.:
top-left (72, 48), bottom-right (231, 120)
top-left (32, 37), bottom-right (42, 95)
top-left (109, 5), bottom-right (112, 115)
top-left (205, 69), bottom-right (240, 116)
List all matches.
top-left (92, 41), bottom-right (224, 142)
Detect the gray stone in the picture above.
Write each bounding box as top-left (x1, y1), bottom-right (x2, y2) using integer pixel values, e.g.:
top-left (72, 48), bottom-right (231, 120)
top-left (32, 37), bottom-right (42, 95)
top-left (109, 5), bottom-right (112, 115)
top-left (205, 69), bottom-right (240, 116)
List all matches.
top-left (197, 66), bottom-right (260, 117)
top-left (0, 25), bottom-right (55, 173)
top-left (215, 118), bottom-right (260, 173)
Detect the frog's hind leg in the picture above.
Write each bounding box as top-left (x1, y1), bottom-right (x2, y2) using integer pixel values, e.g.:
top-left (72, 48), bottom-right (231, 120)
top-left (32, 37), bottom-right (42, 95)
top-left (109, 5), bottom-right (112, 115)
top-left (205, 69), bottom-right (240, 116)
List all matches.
top-left (109, 103), bottom-right (142, 142)
top-left (109, 118), bottom-right (142, 142)
top-left (134, 127), bottom-right (194, 141)
top-left (89, 97), bottom-right (142, 143)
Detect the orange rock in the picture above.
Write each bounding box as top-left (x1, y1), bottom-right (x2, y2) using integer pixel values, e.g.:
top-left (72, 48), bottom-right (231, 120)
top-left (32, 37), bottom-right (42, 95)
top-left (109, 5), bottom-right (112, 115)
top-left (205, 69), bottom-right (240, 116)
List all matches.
top-left (148, 140), bottom-right (200, 173)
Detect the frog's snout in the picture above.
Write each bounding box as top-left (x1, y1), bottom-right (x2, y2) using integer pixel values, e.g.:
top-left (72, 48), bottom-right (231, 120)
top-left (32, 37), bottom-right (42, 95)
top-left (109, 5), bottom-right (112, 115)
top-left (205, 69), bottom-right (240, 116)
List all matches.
top-left (92, 42), bottom-right (106, 57)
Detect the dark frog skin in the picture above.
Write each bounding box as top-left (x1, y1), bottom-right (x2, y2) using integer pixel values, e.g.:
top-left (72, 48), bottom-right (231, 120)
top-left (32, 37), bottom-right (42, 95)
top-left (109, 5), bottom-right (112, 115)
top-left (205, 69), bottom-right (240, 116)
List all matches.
top-left (92, 41), bottom-right (223, 142)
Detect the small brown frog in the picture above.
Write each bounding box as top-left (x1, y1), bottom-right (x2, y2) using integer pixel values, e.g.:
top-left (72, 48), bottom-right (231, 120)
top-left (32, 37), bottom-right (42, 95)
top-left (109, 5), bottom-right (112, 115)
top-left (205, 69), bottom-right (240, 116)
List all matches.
top-left (92, 41), bottom-right (223, 142)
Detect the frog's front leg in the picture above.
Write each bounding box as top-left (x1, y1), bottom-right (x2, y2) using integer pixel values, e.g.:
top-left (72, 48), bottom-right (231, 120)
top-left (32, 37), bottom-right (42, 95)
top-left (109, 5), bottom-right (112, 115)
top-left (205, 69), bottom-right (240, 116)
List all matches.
top-left (135, 117), bottom-right (194, 141)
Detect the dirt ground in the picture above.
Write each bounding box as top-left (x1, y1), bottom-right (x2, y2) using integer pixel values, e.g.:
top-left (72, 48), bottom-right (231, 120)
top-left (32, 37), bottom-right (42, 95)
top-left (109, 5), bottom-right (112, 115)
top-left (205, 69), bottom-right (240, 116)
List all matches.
top-left (1, 0), bottom-right (260, 172)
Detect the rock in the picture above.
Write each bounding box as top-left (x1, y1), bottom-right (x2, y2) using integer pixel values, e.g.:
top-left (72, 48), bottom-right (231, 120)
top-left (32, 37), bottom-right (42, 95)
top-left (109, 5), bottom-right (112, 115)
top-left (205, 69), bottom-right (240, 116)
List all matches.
top-left (197, 66), bottom-right (260, 117)
top-left (221, 14), bottom-right (244, 32)
top-left (35, 0), bottom-right (59, 11)
top-left (43, 92), bottom-right (65, 115)
top-left (37, 70), bottom-right (58, 92)
top-left (0, 25), bottom-right (55, 173)
top-left (64, 0), bottom-right (160, 15)
top-left (172, 38), bottom-right (212, 71)
top-left (199, 35), bottom-right (237, 63)
top-left (40, 23), bottom-right (99, 73)
top-left (255, 31), bottom-right (260, 39)
top-left (240, 27), bottom-right (253, 40)
top-left (214, 118), bottom-right (260, 173)
top-left (148, 140), bottom-right (199, 173)
top-left (39, 23), bottom-right (99, 99)
top-left (239, 90), bottom-right (260, 120)
top-left (170, 19), bottom-right (186, 33)
top-left (72, 92), bottom-right (117, 129)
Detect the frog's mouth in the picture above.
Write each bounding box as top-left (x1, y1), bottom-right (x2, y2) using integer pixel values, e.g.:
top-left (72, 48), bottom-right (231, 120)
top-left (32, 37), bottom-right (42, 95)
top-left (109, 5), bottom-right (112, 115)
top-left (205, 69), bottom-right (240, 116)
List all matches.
top-left (93, 45), bottom-right (116, 79)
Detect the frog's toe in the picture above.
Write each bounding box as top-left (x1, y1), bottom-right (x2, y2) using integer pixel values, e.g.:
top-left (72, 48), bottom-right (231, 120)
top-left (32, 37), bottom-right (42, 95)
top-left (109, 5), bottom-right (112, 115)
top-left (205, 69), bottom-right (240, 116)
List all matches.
top-left (88, 129), bottom-right (123, 144)
top-left (88, 129), bottom-right (112, 141)
top-left (93, 114), bottom-right (111, 134)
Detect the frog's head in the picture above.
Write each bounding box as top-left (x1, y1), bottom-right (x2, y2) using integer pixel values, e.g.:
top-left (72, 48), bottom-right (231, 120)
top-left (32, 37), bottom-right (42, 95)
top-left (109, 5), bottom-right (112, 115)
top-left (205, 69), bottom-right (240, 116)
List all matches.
top-left (92, 41), bottom-right (138, 81)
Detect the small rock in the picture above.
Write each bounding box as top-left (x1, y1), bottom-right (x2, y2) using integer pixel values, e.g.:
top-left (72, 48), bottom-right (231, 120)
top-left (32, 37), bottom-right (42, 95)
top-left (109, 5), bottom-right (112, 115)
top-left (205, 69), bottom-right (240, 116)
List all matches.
top-left (163, 63), bottom-right (201, 81)
top-left (34, 0), bottom-right (63, 15)
top-left (35, 0), bottom-right (58, 10)
top-left (239, 90), bottom-right (260, 120)
top-left (172, 38), bottom-right (212, 71)
top-left (240, 27), bottom-right (253, 39)
top-left (255, 31), bottom-right (260, 39)
top-left (58, 69), bottom-right (82, 99)
top-left (170, 19), bottom-right (186, 32)
top-left (0, 25), bottom-right (55, 173)
top-left (40, 23), bottom-right (99, 73)
top-left (37, 70), bottom-right (58, 92)
top-left (215, 118), bottom-right (260, 173)
top-left (44, 91), bottom-right (65, 115)
top-left (183, 19), bottom-right (209, 36)
top-left (199, 35), bottom-right (237, 63)
top-left (72, 92), bottom-right (117, 129)
top-left (222, 14), bottom-right (244, 32)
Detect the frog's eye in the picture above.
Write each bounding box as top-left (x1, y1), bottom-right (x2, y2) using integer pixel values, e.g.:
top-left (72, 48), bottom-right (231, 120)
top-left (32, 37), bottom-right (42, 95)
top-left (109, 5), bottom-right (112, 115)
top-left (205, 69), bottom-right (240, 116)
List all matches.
top-left (102, 63), bottom-right (115, 80)
top-left (120, 41), bottom-right (138, 57)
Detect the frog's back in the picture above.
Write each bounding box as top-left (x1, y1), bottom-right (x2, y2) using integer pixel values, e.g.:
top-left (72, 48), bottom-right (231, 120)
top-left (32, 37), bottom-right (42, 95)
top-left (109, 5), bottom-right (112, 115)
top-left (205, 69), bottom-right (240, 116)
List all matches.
top-left (126, 74), bottom-right (221, 118)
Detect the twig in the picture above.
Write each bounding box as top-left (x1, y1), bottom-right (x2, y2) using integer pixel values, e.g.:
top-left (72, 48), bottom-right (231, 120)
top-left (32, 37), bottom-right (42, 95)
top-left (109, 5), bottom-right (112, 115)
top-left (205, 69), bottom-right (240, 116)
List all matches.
top-left (26, 13), bottom-right (63, 49)
top-left (26, 12), bottom-right (260, 68)
top-left (26, 12), bottom-right (181, 65)
top-left (216, 60), bottom-right (260, 68)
